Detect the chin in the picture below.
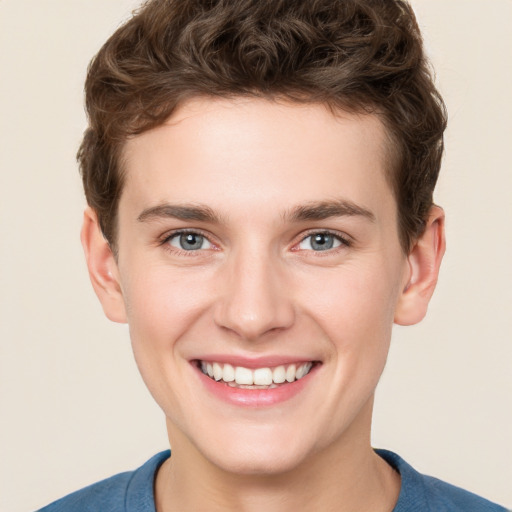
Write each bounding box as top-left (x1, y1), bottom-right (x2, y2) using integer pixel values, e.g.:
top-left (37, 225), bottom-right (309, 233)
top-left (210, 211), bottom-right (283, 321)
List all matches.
top-left (209, 446), bottom-right (310, 476)
top-left (193, 423), bottom-right (318, 476)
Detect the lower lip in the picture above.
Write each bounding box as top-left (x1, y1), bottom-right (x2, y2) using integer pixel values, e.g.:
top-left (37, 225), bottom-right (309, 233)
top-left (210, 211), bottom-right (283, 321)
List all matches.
top-left (194, 364), bottom-right (317, 407)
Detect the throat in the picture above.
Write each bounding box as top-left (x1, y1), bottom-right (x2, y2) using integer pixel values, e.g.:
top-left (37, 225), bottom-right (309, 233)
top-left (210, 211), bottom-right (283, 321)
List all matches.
top-left (155, 443), bottom-right (399, 512)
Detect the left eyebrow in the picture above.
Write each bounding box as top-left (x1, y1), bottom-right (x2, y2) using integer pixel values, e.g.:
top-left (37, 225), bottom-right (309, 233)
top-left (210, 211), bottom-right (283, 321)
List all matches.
top-left (137, 203), bottom-right (222, 224)
top-left (284, 199), bottom-right (376, 223)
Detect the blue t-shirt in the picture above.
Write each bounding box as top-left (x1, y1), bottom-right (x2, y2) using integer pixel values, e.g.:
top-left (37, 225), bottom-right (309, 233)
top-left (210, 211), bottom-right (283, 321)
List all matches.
top-left (37, 449), bottom-right (509, 511)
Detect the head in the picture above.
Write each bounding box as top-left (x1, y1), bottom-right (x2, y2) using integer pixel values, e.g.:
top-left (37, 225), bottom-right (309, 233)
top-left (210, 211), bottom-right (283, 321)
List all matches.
top-left (79, 0), bottom-right (446, 256)
top-left (79, 0), bottom-right (446, 477)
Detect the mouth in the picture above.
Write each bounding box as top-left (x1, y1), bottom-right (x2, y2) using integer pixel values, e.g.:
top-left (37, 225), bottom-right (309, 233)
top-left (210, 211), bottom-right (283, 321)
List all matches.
top-left (197, 360), bottom-right (316, 390)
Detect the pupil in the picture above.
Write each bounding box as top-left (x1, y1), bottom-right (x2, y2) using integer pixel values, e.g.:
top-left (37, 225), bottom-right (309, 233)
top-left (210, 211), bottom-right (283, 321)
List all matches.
top-left (181, 233), bottom-right (203, 250)
top-left (312, 233), bottom-right (333, 251)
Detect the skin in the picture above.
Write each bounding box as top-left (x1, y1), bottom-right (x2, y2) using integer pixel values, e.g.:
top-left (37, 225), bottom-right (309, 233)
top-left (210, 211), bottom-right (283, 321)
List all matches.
top-left (81, 97), bottom-right (445, 512)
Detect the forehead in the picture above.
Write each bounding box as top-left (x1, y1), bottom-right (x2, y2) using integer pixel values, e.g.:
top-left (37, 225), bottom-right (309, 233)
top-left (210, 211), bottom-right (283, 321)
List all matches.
top-left (120, 97), bottom-right (395, 223)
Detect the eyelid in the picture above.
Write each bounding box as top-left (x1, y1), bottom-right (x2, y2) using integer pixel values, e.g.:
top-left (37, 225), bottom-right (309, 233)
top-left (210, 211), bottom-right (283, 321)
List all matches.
top-left (159, 228), bottom-right (219, 252)
top-left (291, 229), bottom-right (352, 251)
top-left (157, 228), bottom-right (352, 255)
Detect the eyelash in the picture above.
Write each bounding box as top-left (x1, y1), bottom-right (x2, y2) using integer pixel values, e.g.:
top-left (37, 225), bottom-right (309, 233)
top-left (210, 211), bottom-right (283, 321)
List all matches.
top-left (293, 230), bottom-right (352, 254)
top-left (159, 229), bottom-right (217, 256)
top-left (159, 229), bottom-right (352, 256)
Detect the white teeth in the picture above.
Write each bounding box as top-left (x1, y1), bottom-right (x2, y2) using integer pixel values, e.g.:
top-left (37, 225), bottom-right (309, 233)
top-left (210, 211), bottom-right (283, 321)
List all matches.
top-left (213, 362), bottom-right (223, 381)
top-left (285, 364), bottom-right (296, 382)
top-left (235, 366), bottom-right (254, 385)
top-left (272, 365), bottom-right (286, 384)
top-left (296, 362), bottom-right (312, 380)
top-left (253, 368), bottom-right (273, 386)
top-left (222, 363), bottom-right (235, 382)
top-left (200, 360), bottom-right (314, 386)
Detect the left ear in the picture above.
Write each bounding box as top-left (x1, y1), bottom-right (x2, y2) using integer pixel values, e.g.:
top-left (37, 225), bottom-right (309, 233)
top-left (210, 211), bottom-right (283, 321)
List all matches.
top-left (394, 205), bottom-right (446, 326)
top-left (81, 207), bottom-right (127, 324)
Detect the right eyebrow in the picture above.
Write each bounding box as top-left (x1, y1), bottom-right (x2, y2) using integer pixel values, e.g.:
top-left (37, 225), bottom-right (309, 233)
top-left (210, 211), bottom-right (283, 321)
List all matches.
top-left (137, 203), bottom-right (223, 224)
top-left (285, 199), bottom-right (376, 223)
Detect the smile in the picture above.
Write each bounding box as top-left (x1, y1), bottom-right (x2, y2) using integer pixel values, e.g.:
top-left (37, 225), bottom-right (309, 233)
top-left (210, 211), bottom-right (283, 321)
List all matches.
top-left (199, 361), bottom-right (314, 389)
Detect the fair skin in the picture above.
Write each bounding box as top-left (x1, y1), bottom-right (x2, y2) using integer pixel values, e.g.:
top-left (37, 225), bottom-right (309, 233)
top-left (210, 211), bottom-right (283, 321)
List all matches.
top-left (81, 98), bottom-right (445, 512)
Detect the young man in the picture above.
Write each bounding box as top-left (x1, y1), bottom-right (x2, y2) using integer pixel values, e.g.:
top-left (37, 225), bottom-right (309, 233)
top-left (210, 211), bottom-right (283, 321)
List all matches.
top-left (38, 0), bottom-right (508, 511)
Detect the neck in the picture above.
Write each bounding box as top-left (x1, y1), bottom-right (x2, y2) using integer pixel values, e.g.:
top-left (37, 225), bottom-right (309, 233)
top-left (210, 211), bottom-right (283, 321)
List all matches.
top-left (155, 399), bottom-right (400, 512)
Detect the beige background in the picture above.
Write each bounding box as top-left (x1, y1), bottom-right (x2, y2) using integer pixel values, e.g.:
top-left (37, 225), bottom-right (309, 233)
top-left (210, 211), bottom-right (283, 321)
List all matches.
top-left (1, 1), bottom-right (511, 510)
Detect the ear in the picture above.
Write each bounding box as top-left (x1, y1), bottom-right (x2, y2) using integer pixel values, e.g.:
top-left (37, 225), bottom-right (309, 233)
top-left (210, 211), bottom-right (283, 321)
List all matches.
top-left (394, 206), bottom-right (446, 326)
top-left (80, 207), bottom-right (127, 323)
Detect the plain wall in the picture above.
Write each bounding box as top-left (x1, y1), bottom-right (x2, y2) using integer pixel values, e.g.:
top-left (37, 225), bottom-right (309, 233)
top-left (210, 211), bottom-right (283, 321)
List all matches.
top-left (0, 1), bottom-right (510, 510)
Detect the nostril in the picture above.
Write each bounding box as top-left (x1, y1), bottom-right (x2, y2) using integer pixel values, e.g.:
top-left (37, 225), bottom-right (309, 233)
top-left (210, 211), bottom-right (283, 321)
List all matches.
top-left (213, 301), bottom-right (296, 341)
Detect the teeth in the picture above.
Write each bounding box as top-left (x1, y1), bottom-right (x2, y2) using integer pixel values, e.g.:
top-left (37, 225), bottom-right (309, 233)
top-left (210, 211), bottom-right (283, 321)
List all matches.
top-left (213, 362), bottom-right (223, 381)
top-left (296, 365), bottom-right (305, 379)
top-left (200, 361), bottom-right (314, 386)
top-left (227, 382), bottom-right (280, 389)
top-left (253, 368), bottom-right (273, 386)
top-left (235, 366), bottom-right (253, 385)
top-left (297, 362), bottom-right (313, 379)
top-left (222, 363), bottom-right (235, 382)
top-left (272, 365), bottom-right (286, 384)
top-left (285, 364), bottom-right (296, 382)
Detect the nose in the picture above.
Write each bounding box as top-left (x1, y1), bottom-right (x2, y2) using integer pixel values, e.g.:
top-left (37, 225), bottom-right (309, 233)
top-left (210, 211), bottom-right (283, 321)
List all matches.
top-left (213, 248), bottom-right (295, 341)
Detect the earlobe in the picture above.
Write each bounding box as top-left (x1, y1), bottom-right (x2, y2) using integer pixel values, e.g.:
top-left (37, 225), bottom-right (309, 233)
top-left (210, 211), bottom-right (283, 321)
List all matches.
top-left (394, 206), bottom-right (446, 326)
top-left (80, 207), bottom-right (127, 323)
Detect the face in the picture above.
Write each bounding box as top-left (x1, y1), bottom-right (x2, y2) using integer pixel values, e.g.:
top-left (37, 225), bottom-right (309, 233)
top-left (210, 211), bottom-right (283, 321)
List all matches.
top-left (95, 98), bottom-right (415, 474)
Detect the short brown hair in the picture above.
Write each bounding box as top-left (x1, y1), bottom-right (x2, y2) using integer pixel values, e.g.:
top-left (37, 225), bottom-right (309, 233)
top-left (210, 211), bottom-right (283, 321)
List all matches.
top-left (78, 0), bottom-right (447, 253)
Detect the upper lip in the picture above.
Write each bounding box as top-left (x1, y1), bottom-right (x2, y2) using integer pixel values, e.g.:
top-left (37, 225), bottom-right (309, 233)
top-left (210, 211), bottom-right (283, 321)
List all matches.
top-left (192, 354), bottom-right (319, 369)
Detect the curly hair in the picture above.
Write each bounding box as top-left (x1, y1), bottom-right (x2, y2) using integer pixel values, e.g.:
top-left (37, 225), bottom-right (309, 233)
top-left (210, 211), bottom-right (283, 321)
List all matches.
top-left (78, 0), bottom-right (447, 253)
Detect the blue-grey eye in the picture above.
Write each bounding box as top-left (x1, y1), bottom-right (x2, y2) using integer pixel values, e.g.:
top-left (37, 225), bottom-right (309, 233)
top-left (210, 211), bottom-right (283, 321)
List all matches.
top-left (298, 233), bottom-right (342, 251)
top-left (169, 232), bottom-right (212, 251)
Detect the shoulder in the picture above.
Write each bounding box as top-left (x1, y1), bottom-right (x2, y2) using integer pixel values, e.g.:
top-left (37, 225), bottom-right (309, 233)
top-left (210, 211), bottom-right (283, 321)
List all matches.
top-left (376, 449), bottom-right (509, 512)
top-left (36, 451), bottom-right (170, 512)
top-left (36, 471), bottom-right (133, 512)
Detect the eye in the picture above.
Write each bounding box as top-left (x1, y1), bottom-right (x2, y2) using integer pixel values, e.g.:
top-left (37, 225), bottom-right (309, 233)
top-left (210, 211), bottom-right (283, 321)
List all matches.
top-left (168, 232), bottom-right (213, 251)
top-left (297, 232), bottom-right (345, 251)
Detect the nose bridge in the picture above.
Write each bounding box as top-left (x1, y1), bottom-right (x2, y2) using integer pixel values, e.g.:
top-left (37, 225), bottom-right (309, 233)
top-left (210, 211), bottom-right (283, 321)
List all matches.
top-left (214, 242), bottom-right (294, 340)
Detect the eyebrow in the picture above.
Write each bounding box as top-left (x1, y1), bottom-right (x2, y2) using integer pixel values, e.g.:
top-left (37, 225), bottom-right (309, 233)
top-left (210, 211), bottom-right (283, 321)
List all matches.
top-left (285, 199), bottom-right (376, 223)
top-left (137, 203), bottom-right (222, 223)
top-left (137, 199), bottom-right (375, 224)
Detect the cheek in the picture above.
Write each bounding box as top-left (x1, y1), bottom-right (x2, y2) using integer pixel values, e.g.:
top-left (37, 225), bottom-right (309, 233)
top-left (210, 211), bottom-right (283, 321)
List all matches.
top-left (119, 265), bottom-right (218, 422)
top-left (298, 261), bottom-right (400, 395)
top-left (122, 263), bottom-right (211, 337)
top-left (119, 264), bottom-right (215, 383)
top-left (297, 261), bottom-right (401, 341)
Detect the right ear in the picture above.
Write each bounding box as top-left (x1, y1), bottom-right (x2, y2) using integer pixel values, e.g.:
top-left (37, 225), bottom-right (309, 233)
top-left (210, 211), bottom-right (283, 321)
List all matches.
top-left (80, 207), bottom-right (127, 323)
top-left (394, 206), bottom-right (445, 326)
